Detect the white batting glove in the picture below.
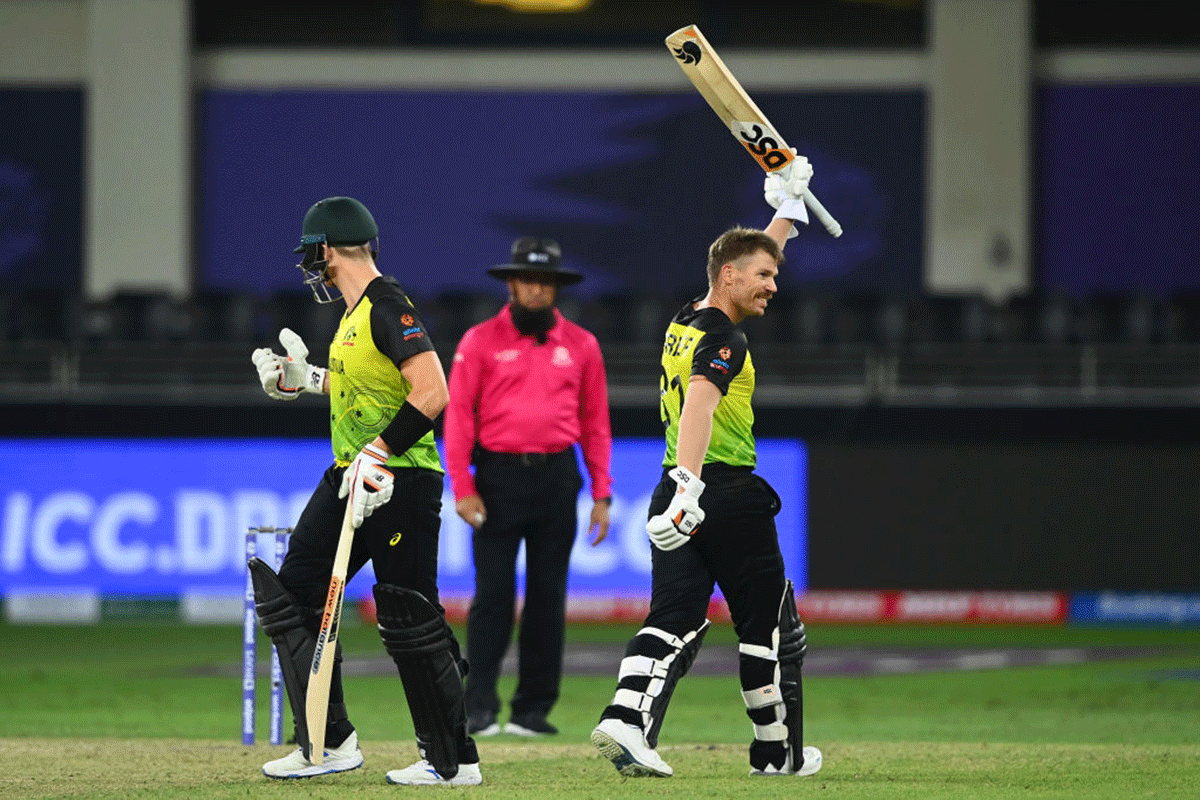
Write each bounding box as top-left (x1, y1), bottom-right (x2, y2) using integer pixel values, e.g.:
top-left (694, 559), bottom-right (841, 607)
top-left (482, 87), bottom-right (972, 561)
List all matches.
top-left (646, 466), bottom-right (705, 551)
top-left (764, 151), bottom-right (813, 237)
top-left (763, 150), bottom-right (813, 207)
top-left (251, 328), bottom-right (327, 400)
top-left (338, 443), bottom-right (395, 528)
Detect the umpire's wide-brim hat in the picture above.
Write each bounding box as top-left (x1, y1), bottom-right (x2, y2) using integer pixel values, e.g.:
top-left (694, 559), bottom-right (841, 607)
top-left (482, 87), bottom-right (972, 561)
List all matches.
top-left (487, 237), bottom-right (583, 285)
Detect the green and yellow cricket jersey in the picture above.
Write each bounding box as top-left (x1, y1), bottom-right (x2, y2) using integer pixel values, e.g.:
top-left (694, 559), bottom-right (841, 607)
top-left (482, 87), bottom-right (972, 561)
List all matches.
top-left (328, 276), bottom-right (443, 473)
top-left (659, 299), bottom-right (756, 468)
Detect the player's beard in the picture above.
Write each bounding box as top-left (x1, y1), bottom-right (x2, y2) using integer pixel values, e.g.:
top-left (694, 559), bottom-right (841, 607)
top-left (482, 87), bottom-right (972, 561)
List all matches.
top-left (510, 302), bottom-right (556, 345)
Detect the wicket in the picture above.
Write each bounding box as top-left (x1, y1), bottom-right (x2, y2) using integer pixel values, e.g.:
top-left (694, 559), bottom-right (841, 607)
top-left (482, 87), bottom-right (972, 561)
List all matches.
top-left (242, 526), bottom-right (292, 745)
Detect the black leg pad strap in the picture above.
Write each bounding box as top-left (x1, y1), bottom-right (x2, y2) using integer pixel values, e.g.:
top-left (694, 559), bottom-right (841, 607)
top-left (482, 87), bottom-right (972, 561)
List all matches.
top-left (249, 557), bottom-right (313, 758)
top-left (374, 583), bottom-right (468, 779)
top-left (778, 580), bottom-right (808, 772)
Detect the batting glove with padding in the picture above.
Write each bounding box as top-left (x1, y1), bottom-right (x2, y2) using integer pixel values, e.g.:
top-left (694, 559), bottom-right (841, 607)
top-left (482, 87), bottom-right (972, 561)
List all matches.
top-left (763, 150), bottom-right (813, 206)
top-left (251, 328), bottom-right (328, 400)
top-left (764, 150), bottom-right (813, 237)
top-left (338, 443), bottom-right (395, 528)
top-left (646, 465), bottom-right (706, 551)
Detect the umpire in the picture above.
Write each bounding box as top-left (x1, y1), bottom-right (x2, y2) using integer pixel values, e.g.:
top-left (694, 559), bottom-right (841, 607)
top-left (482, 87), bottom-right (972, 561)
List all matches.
top-left (444, 237), bottom-right (613, 737)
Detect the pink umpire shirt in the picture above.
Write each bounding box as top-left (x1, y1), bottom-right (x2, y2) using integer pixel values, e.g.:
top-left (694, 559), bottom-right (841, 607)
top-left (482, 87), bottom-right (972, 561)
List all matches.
top-left (444, 304), bottom-right (613, 503)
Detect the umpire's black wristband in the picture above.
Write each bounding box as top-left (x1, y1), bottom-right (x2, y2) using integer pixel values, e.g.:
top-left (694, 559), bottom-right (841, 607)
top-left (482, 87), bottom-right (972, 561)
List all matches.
top-left (379, 401), bottom-right (435, 457)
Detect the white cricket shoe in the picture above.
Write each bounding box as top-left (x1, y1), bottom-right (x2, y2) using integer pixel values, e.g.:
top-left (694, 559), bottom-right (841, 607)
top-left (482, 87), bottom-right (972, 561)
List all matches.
top-left (262, 731), bottom-right (363, 779)
top-left (590, 718), bottom-right (673, 777)
top-left (749, 745), bottom-right (823, 777)
top-left (385, 759), bottom-right (483, 786)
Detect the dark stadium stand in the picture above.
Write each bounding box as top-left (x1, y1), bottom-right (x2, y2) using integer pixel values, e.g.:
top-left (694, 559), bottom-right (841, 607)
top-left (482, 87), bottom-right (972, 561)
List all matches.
top-left (1, 288), bottom-right (1197, 406)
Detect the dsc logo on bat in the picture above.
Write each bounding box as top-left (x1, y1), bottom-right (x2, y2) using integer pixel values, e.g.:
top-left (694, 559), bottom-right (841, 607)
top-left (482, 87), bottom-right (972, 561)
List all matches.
top-left (731, 121), bottom-right (793, 172)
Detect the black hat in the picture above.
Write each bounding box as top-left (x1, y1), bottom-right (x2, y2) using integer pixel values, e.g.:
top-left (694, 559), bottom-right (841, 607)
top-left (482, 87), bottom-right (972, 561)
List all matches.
top-left (293, 197), bottom-right (379, 253)
top-left (487, 237), bottom-right (583, 285)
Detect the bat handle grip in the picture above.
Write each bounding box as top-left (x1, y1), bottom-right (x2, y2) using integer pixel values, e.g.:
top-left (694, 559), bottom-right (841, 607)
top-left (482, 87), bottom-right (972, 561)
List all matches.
top-left (804, 190), bottom-right (842, 238)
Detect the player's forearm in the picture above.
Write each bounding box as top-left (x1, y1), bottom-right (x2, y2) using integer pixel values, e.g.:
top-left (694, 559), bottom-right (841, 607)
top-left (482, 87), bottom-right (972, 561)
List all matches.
top-left (399, 351), bottom-right (450, 419)
top-left (675, 377), bottom-right (722, 477)
top-left (405, 383), bottom-right (449, 420)
top-left (674, 415), bottom-right (712, 477)
top-left (764, 217), bottom-right (795, 249)
top-left (674, 401), bottom-right (714, 478)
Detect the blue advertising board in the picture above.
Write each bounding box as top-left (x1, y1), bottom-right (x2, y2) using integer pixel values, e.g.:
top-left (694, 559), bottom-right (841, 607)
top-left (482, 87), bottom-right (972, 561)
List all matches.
top-left (1070, 592), bottom-right (1200, 626)
top-left (0, 438), bottom-right (806, 601)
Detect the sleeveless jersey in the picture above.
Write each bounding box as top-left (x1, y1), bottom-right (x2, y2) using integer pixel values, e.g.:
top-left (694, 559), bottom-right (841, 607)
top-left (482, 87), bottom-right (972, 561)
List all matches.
top-left (659, 300), bottom-right (756, 468)
top-left (328, 277), bottom-right (442, 472)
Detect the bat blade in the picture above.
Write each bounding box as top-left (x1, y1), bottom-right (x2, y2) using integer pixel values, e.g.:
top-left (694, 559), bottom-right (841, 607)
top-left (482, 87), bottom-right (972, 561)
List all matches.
top-left (304, 499), bottom-right (355, 764)
top-left (666, 24), bottom-right (843, 237)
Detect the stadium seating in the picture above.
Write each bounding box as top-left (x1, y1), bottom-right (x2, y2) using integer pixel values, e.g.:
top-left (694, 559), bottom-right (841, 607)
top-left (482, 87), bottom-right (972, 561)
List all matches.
top-left (1, 286), bottom-right (1196, 402)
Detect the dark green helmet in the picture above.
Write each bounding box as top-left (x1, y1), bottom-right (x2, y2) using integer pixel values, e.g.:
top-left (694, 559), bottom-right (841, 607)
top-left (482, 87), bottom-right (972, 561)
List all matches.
top-left (292, 196), bottom-right (380, 304)
top-left (292, 196), bottom-right (379, 253)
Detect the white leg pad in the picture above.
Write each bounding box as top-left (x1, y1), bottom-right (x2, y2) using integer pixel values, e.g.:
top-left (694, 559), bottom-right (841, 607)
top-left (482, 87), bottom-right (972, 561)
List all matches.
top-left (639, 626), bottom-right (687, 650)
top-left (613, 688), bottom-right (653, 714)
top-left (753, 720), bottom-right (789, 741)
top-left (618, 655), bottom-right (662, 680)
top-left (739, 642), bottom-right (778, 661)
top-left (610, 621), bottom-right (712, 738)
top-left (741, 685), bottom-right (781, 710)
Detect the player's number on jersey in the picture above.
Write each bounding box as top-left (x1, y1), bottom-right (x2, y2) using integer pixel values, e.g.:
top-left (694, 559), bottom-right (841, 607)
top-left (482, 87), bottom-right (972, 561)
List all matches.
top-left (659, 368), bottom-right (684, 428)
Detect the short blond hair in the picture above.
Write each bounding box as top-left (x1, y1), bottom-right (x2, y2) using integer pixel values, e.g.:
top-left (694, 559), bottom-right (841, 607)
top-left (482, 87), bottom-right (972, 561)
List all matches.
top-left (330, 243), bottom-right (374, 261)
top-left (706, 227), bottom-right (783, 285)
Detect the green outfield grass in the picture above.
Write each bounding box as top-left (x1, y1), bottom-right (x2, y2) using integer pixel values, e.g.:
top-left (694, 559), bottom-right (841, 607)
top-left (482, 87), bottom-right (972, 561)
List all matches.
top-left (2, 619), bottom-right (1198, 799)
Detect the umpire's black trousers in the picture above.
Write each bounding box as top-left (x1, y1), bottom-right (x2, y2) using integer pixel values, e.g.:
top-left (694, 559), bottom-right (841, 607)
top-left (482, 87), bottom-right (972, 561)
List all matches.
top-left (464, 447), bottom-right (583, 719)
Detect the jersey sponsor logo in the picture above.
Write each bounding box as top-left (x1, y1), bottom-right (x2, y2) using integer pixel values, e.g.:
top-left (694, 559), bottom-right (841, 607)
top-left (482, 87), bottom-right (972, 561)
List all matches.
top-left (403, 326), bottom-right (424, 341)
top-left (494, 349), bottom-right (520, 362)
top-left (329, 355), bottom-right (345, 374)
top-left (708, 358), bottom-right (730, 374)
top-left (552, 345), bottom-right (573, 367)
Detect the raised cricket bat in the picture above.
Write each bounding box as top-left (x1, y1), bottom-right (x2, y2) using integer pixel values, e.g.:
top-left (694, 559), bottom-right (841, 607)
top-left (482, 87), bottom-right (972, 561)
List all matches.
top-left (304, 499), bottom-right (355, 764)
top-left (666, 24), bottom-right (843, 238)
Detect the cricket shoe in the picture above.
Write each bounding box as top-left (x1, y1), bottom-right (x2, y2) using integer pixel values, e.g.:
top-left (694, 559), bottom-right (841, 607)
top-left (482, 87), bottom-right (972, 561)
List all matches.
top-left (385, 759), bottom-right (483, 786)
top-left (467, 710), bottom-right (500, 737)
top-left (262, 731), bottom-right (363, 779)
top-left (503, 713), bottom-right (558, 736)
top-left (590, 718), bottom-right (673, 777)
top-left (749, 745), bottom-right (823, 777)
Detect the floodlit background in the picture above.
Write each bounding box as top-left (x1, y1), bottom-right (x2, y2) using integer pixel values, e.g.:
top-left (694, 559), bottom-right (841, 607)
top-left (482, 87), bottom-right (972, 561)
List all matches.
top-left (3, 5), bottom-right (1200, 798)
top-left (1, 0), bottom-right (1198, 625)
